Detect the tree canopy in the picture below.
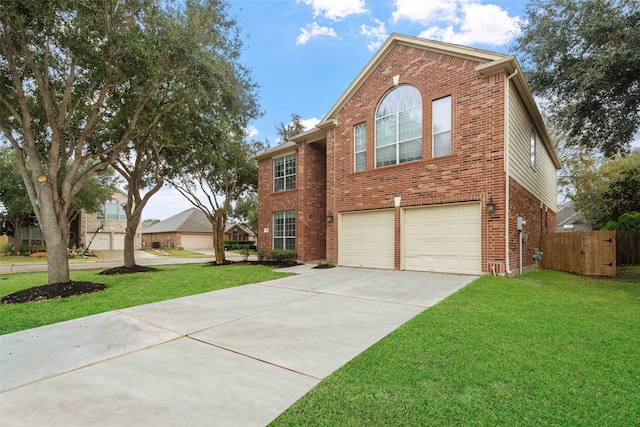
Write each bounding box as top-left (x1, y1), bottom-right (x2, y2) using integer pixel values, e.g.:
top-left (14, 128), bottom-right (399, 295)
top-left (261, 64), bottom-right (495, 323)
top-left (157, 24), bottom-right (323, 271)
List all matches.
top-left (564, 150), bottom-right (640, 229)
top-left (514, 0), bottom-right (640, 156)
top-left (276, 113), bottom-right (307, 143)
top-left (0, 0), bottom-right (258, 283)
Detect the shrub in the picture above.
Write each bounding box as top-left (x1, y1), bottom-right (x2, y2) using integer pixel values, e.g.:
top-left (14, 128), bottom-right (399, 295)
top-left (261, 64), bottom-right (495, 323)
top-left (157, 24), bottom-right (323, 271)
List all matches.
top-left (224, 240), bottom-right (256, 251)
top-left (1, 242), bottom-right (14, 254)
top-left (601, 212), bottom-right (640, 231)
top-left (239, 244), bottom-right (250, 262)
top-left (257, 250), bottom-right (266, 262)
top-left (267, 249), bottom-right (297, 264)
top-left (617, 212), bottom-right (640, 230)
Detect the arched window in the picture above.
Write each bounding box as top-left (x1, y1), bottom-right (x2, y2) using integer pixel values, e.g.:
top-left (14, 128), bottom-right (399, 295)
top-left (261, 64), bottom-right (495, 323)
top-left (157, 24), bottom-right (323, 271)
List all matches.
top-left (375, 85), bottom-right (422, 168)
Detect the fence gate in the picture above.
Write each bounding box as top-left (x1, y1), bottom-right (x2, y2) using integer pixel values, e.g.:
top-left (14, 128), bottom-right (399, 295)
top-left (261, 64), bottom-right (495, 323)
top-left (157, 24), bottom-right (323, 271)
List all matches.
top-left (541, 231), bottom-right (616, 276)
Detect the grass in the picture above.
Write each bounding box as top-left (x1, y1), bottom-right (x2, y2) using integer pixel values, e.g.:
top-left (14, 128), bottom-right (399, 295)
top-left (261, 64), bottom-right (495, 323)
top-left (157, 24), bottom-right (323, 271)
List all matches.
top-left (0, 263), bottom-right (290, 335)
top-left (141, 248), bottom-right (210, 258)
top-left (0, 248), bottom-right (210, 265)
top-left (272, 268), bottom-right (640, 426)
top-left (1, 254), bottom-right (85, 264)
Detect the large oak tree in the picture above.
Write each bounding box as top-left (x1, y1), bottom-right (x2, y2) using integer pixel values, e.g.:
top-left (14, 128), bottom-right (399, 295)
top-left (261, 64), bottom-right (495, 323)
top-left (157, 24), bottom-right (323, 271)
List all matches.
top-left (514, 0), bottom-right (640, 156)
top-left (0, 0), bottom-right (254, 283)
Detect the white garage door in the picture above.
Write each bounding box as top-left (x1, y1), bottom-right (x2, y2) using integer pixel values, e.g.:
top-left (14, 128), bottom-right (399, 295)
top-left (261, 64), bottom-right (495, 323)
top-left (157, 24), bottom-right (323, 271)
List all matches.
top-left (89, 233), bottom-right (111, 250)
top-left (340, 210), bottom-right (395, 269)
top-left (403, 203), bottom-right (481, 274)
top-left (112, 233), bottom-right (125, 250)
top-left (181, 234), bottom-right (213, 249)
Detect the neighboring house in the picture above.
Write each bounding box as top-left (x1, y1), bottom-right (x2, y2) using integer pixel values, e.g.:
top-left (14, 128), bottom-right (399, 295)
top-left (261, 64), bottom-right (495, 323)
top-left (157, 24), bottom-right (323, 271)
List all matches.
top-left (256, 34), bottom-right (561, 275)
top-left (71, 188), bottom-right (142, 251)
top-left (555, 202), bottom-right (592, 232)
top-left (141, 207), bottom-right (255, 249)
top-left (19, 188), bottom-right (142, 250)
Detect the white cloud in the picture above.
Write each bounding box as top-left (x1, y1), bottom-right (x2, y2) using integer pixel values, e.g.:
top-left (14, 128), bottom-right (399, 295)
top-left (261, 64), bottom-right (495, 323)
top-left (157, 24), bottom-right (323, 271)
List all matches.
top-left (245, 125), bottom-right (259, 138)
top-left (393, 0), bottom-right (522, 47)
top-left (297, 0), bottom-right (367, 21)
top-left (141, 187), bottom-right (193, 221)
top-left (296, 22), bottom-right (339, 45)
top-left (301, 117), bottom-right (320, 130)
top-left (391, 0), bottom-right (458, 25)
top-left (361, 19), bottom-right (388, 51)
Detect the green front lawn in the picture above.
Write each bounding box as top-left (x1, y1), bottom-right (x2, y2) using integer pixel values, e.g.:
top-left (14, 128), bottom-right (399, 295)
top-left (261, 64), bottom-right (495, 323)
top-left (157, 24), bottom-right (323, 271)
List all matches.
top-left (141, 248), bottom-right (210, 258)
top-left (272, 268), bottom-right (640, 426)
top-left (0, 263), bottom-right (290, 335)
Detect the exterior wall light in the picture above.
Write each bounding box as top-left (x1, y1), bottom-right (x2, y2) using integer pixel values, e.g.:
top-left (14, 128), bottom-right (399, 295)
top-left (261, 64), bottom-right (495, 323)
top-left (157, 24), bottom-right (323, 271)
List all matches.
top-left (327, 213), bottom-right (334, 223)
top-left (486, 197), bottom-right (496, 214)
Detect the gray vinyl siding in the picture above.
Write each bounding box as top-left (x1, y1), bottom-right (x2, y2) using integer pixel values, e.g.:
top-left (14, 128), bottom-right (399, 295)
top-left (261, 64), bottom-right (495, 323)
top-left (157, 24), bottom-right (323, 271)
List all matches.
top-left (508, 83), bottom-right (557, 210)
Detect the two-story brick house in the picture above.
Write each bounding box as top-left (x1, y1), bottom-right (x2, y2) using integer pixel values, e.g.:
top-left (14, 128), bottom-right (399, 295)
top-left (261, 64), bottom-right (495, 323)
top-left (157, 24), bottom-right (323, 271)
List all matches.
top-left (256, 34), bottom-right (561, 275)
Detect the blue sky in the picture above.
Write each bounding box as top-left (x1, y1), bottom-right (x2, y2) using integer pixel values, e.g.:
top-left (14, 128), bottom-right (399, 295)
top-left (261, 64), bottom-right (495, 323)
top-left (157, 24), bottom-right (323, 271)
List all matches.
top-left (143, 0), bottom-right (529, 220)
top-left (231, 0), bottom-right (527, 144)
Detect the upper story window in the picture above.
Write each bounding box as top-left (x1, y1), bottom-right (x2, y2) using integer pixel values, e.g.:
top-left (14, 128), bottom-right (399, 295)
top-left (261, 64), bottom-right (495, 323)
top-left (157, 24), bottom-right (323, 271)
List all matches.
top-left (106, 201), bottom-right (119, 220)
top-left (354, 123), bottom-right (366, 172)
top-left (432, 96), bottom-right (452, 157)
top-left (97, 200), bottom-right (126, 221)
top-left (274, 154), bottom-right (296, 192)
top-left (530, 128), bottom-right (537, 169)
top-left (375, 85), bottom-right (422, 168)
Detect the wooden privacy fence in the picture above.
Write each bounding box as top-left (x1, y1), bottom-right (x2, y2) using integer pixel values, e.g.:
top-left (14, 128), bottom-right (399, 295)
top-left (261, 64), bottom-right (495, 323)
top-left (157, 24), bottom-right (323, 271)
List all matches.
top-left (617, 230), bottom-right (640, 265)
top-left (541, 231), bottom-right (617, 277)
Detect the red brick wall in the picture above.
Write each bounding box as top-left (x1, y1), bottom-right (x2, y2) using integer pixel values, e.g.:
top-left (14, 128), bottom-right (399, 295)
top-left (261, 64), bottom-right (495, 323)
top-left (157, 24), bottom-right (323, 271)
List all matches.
top-left (508, 177), bottom-right (556, 273)
top-left (257, 142), bottom-right (327, 261)
top-left (141, 232), bottom-right (180, 249)
top-left (257, 155), bottom-right (298, 255)
top-left (325, 44), bottom-right (508, 272)
top-left (296, 142), bottom-right (327, 261)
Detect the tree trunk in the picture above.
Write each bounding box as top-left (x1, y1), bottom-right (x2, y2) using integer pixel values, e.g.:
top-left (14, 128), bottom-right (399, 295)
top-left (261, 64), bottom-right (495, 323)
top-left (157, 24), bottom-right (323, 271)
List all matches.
top-left (210, 209), bottom-right (227, 265)
top-left (123, 218), bottom-right (139, 268)
top-left (10, 217), bottom-right (23, 253)
top-left (40, 214), bottom-right (71, 284)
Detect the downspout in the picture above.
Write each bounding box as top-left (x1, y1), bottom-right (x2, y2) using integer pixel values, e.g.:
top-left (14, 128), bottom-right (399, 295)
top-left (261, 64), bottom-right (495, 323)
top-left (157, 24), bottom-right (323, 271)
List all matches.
top-left (504, 68), bottom-right (519, 275)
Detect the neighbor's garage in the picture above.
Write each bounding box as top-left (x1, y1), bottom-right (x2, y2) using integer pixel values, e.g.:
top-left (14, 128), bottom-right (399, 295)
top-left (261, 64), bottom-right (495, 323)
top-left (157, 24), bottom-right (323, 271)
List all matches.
top-left (402, 202), bottom-right (481, 275)
top-left (339, 209), bottom-right (395, 269)
top-left (89, 233), bottom-right (111, 250)
top-left (180, 234), bottom-right (213, 250)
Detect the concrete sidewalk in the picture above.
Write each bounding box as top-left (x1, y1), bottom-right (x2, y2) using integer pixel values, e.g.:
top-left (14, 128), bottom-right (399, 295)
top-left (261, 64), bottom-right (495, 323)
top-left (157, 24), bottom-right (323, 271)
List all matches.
top-left (0, 267), bottom-right (476, 426)
top-left (0, 250), bottom-right (252, 274)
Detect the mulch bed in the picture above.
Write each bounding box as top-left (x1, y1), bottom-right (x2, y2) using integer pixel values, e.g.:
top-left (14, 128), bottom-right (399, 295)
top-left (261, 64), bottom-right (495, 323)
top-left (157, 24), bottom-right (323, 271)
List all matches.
top-left (1, 282), bottom-right (106, 304)
top-left (99, 265), bottom-right (157, 275)
top-left (1, 261), bottom-right (309, 305)
top-left (208, 260), bottom-right (299, 268)
top-left (1, 265), bottom-right (156, 304)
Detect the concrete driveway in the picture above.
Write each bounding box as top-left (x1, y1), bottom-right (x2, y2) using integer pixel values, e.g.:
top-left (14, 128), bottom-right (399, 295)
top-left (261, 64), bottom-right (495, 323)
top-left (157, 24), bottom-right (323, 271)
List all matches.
top-left (0, 266), bottom-right (476, 426)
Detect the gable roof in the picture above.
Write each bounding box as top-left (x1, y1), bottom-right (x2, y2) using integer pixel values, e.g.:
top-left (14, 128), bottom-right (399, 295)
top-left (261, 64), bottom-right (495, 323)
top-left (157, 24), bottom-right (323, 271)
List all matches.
top-left (257, 33), bottom-right (561, 169)
top-left (142, 208), bottom-right (212, 234)
top-left (142, 208), bottom-right (255, 236)
top-left (319, 33), bottom-right (506, 126)
top-left (556, 202), bottom-right (590, 227)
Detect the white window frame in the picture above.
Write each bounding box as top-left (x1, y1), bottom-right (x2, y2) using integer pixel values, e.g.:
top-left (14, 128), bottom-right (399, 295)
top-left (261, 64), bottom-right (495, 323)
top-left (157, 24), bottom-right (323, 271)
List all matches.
top-left (432, 96), bottom-right (452, 157)
top-left (273, 211), bottom-right (295, 251)
top-left (354, 123), bottom-right (366, 172)
top-left (375, 85), bottom-right (422, 168)
top-left (273, 154), bottom-right (296, 192)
